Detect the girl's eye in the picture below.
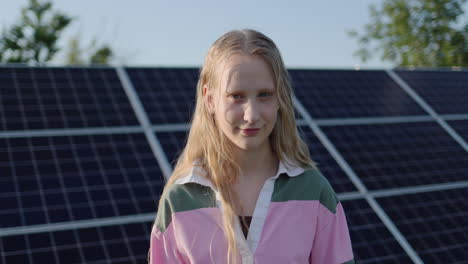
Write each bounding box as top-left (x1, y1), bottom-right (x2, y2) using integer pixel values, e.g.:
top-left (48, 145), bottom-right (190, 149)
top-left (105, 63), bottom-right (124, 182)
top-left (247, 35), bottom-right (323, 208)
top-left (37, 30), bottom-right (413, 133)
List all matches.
top-left (259, 92), bottom-right (273, 97)
top-left (231, 94), bottom-right (243, 99)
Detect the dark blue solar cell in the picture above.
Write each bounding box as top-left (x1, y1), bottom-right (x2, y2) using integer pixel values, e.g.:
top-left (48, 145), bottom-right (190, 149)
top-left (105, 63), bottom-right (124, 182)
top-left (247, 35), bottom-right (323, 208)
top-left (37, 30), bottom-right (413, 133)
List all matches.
top-left (123, 222), bottom-right (154, 257)
top-left (52, 229), bottom-right (77, 245)
top-left (299, 125), bottom-right (357, 193)
top-left (126, 67), bottom-right (199, 124)
top-left (0, 67), bottom-right (139, 131)
top-left (0, 222), bottom-right (152, 264)
top-left (111, 240), bottom-right (133, 259)
top-left (129, 238), bottom-right (151, 258)
top-left (447, 119), bottom-right (468, 143)
top-left (101, 225), bottom-right (125, 241)
top-left (289, 69), bottom-right (426, 118)
top-left (4, 254), bottom-right (30, 263)
top-left (24, 210), bottom-right (47, 225)
top-left (1, 212), bottom-right (19, 228)
top-left (377, 187), bottom-right (468, 264)
top-left (1, 235), bottom-right (27, 252)
top-left (78, 227), bottom-right (101, 243)
top-left (32, 251), bottom-right (57, 263)
top-left (2, 195), bottom-right (19, 210)
top-left (49, 209), bottom-right (69, 222)
top-left (82, 244), bottom-right (106, 262)
top-left (342, 199), bottom-right (412, 263)
top-left (322, 122), bottom-right (468, 190)
top-left (28, 233), bottom-right (52, 249)
top-left (0, 133), bottom-right (164, 228)
top-left (57, 248), bottom-right (81, 263)
top-left (396, 70), bottom-right (468, 114)
top-left (156, 131), bottom-right (188, 167)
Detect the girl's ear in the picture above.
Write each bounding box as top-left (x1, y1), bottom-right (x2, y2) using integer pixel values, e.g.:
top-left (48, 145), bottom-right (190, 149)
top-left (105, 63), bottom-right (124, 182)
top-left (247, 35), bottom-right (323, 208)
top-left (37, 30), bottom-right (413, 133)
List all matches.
top-left (203, 85), bottom-right (214, 114)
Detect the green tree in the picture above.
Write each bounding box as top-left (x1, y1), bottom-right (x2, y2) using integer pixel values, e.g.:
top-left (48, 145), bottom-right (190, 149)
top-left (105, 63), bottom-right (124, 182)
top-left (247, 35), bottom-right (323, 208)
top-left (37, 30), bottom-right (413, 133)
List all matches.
top-left (0, 0), bottom-right (114, 65)
top-left (350, 0), bottom-right (468, 67)
top-left (65, 36), bottom-right (85, 64)
top-left (65, 35), bottom-right (113, 65)
top-left (90, 46), bottom-right (113, 64)
top-left (0, 0), bottom-right (72, 63)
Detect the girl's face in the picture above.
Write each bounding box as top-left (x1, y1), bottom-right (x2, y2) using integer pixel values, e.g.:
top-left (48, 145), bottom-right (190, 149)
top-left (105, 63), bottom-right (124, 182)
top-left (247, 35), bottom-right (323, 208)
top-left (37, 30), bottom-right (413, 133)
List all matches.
top-left (205, 53), bottom-right (279, 151)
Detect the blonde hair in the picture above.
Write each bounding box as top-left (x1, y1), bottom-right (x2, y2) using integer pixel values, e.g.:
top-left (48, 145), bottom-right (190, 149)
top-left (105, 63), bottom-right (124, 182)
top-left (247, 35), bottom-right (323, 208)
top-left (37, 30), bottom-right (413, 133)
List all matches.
top-left (158, 29), bottom-right (316, 264)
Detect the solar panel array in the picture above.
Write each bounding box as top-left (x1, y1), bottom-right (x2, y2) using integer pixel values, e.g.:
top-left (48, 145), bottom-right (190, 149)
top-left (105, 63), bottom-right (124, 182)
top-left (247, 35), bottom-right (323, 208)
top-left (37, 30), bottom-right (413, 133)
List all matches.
top-left (1, 65), bottom-right (467, 263)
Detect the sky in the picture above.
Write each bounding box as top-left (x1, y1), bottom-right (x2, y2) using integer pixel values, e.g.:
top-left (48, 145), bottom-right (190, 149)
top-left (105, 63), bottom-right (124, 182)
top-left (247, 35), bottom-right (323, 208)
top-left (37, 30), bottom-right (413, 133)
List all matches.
top-left (1, 0), bottom-right (464, 69)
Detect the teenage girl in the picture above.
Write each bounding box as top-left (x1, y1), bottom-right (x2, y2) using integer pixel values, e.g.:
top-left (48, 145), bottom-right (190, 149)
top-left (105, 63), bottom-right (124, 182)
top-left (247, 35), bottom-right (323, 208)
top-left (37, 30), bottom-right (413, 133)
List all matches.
top-left (149, 29), bottom-right (354, 264)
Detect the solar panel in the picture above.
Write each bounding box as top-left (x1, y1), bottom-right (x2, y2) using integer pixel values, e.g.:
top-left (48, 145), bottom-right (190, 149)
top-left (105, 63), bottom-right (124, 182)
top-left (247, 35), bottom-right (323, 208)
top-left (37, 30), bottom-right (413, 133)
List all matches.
top-left (0, 222), bottom-right (152, 264)
top-left (396, 70), bottom-right (468, 114)
top-left (125, 68), bottom-right (198, 124)
top-left (0, 133), bottom-right (164, 228)
top-left (0, 67), bottom-right (139, 131)
top-left (298, 125), bottom-right (357, 193)
top-left (377, 188), bottom-right (468, 263)
top-left (289, 69), bottom-right (427, 119)
top-left (1, 66), bottom-right (467, 263)
top-left (321, 121), bottom-right (468, 190)
top-left (448, 119), bottom-right (468, 142)
top-left (156, 131), bottom-right (188, 167)
top-left (343, 199), bottom-right (413, 263)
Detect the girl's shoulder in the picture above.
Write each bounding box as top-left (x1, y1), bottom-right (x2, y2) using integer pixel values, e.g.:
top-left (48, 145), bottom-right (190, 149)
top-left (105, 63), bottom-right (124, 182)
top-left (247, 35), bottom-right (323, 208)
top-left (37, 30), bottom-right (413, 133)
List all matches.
top-left (155, 182), bottom-right (216, 233)
top-left (163, 182), bottom-right (217, 209)
top-left (273, 167), bottom-right (339, 213)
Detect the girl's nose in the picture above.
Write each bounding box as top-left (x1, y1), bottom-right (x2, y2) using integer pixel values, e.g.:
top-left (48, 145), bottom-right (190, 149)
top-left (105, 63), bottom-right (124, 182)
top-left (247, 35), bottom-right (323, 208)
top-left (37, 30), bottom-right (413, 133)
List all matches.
top-left (243, 100), bottom-right (260, 123)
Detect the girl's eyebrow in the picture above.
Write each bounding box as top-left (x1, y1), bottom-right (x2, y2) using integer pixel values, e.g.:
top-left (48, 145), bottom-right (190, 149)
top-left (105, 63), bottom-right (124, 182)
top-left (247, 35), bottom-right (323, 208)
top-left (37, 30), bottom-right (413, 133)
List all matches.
top-left (225, 87), bottom-right (274, 93)
top-left (259, 87), bottom-right (275, 92)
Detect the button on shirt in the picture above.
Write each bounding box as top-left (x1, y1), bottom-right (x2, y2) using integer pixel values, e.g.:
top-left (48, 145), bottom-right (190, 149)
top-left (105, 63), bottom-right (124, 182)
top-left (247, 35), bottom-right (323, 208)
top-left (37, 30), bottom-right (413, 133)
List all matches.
top-left (149, 158), bottom-right (355, 264)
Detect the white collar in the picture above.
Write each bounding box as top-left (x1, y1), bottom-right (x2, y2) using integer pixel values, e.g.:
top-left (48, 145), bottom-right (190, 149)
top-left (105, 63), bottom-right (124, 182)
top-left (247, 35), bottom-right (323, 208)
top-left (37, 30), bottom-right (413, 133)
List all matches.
top-left (174, 156), bottom-right (305, 191)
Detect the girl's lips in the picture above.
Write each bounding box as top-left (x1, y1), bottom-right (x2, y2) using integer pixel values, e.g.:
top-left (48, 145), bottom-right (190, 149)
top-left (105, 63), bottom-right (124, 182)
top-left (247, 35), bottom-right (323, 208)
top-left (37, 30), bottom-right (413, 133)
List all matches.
top-left (241, 128), bottom-right (260, 136)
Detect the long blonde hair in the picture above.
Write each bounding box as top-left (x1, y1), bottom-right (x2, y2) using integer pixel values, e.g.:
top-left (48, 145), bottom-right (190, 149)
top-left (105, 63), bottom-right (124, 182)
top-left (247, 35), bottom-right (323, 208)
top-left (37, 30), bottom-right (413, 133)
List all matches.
top-left (159, 29), bottom-right (315, 264)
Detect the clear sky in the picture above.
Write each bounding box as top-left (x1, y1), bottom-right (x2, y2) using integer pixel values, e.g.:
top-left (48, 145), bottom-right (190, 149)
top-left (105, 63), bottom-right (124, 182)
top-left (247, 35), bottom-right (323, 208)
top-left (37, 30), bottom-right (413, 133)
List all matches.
top-left (2, 0), bottom-right (464, 69)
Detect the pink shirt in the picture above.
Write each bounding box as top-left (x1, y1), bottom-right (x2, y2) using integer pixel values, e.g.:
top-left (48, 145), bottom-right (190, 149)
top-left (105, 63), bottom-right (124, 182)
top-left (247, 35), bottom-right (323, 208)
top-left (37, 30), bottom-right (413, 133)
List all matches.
top-left (149, 159), bottom-right (354, 263)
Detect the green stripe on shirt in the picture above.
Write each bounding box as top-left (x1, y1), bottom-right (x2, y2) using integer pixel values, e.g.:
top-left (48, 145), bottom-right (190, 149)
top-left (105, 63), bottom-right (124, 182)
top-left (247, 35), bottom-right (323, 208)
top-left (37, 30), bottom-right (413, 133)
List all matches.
top-left (156, 182), bottom-right (216, 232)
top-left (271, 168), bottom-right (340, 213)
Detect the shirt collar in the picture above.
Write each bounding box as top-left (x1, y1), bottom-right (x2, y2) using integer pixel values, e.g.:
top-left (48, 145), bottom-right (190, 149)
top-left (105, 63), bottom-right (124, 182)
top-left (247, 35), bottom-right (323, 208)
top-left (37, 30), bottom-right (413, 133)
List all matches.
top-left (174, 156), bottom-right (305, 191)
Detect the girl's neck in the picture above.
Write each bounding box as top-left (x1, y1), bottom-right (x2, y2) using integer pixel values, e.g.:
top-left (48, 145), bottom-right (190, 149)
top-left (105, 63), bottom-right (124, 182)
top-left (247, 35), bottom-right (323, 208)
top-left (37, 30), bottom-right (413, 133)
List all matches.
top-left (231, 142), bottom-right (278, 183)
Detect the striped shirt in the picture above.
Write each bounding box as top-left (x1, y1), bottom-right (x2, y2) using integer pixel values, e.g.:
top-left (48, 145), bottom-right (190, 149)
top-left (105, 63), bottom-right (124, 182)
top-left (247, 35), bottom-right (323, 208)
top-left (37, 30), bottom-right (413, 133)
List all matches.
top-left (149, 158), bottom-right (355, 263)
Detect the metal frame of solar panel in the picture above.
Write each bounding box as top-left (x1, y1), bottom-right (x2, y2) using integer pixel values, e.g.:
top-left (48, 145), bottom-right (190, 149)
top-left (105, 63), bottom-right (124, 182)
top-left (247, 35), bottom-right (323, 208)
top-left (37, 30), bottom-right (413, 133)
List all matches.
top-left (1, 64), bottom-right (467, 264)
